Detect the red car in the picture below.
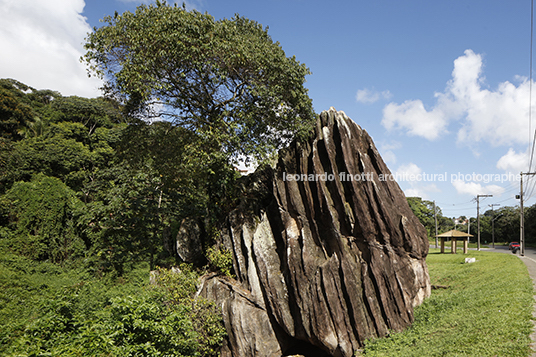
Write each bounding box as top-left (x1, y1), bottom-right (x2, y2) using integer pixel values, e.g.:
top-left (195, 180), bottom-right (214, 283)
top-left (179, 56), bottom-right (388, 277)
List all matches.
top-left (509, 242), bottom-right (520, 250)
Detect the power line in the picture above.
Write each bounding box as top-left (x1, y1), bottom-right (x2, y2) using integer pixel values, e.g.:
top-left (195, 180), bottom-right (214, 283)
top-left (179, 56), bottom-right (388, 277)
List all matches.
top-left (523, 174), bottom-right (536, 199)
top-left (493, 195), bottom-right (519, 205)
top-left (435, 199), bottom-right (475, 207)
top-left (529, 0), bottom-right (536, 172)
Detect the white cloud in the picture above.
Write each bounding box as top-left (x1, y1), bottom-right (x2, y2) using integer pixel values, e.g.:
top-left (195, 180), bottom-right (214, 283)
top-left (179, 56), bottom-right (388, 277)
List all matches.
top-left (497, 148), bottom-right (528, 173)
top-left (356, 88), bottom-right (392, 104)
top-left (0, 0), bottom-right (102, 97)
top-left (394, 163), bottom-right (441, 199)
top-left (403, 183), bottom-right (440, 199)
top-left (396, 162), bottom-right (422, 177)
top-left (382, 100), bottom-right (448, 140)
top-left (377, 141), bottom-right (401, 164)
top-left (451, 180), bottom-right (504, 197)
top-left (382, 49), bottom-right (534, 146)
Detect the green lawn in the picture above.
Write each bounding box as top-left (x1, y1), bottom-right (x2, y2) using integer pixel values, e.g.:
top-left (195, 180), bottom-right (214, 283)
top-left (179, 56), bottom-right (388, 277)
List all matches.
top-left (362, 249), bottom-right (535, 356)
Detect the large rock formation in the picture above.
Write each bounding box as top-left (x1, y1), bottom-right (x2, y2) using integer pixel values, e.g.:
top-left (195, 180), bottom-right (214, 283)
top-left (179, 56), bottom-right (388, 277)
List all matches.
top-left (198, 108), bottom-right (431, 357)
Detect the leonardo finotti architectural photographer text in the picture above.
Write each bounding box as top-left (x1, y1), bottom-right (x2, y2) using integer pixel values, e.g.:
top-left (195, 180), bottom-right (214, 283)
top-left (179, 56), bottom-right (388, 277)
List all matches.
top-left (282, 172), bottom-right (521, 184)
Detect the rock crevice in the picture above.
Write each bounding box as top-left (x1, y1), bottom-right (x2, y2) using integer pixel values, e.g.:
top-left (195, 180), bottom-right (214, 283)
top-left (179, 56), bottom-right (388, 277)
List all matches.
top-left (198, 108), bottom-right (431, 357)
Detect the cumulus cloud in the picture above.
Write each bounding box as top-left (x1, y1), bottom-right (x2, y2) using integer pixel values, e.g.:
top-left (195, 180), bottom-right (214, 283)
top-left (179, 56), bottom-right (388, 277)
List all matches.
top-left (394, 163), bottom-right (440, 199)
top-left (382, 49), bottom-right (534, 146)
top-left (451, 180), bottom-right (505, 197)
top-left (395, 162), bottom-right (422, 177)
top-left (356, 88), bottom-right (392, 104)
top-left (382, 100), bottom-right (448, 140)
top-left (377, 141), bottom-right (401, 164)
top-left (497, 148), bottom-right (528, 173)
top-left (0, 0), bottom-right (102, 97)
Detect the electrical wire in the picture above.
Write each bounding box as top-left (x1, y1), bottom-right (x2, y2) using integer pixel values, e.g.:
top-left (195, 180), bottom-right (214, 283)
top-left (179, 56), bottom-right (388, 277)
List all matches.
top-left (529, 0), bottom-right (536, 172)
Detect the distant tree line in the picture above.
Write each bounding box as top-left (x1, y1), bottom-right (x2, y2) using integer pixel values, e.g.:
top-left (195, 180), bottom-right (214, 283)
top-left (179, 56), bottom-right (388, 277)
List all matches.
top-left (407, 197), bottom-right (536, 245)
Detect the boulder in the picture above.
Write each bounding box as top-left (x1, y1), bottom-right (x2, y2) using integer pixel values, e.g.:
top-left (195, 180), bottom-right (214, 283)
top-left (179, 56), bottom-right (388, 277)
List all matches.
top-left (176, 217), bottom-right (205, 265)
top-left (198, 107), bottom-right (431, 356)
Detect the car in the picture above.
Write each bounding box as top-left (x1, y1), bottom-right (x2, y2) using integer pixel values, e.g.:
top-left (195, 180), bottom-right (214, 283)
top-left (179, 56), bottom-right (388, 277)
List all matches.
top-left (509, 242), bottom-right (520, 250)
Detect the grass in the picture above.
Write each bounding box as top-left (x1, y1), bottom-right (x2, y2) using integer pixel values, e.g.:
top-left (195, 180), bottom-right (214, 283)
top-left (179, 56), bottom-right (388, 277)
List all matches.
top-left (361, 249), bottom-right (535, 356)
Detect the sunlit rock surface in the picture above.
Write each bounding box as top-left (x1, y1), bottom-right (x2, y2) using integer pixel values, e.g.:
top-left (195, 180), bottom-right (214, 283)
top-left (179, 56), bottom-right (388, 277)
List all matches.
top-left (198, 107), bottom-right (431, 357)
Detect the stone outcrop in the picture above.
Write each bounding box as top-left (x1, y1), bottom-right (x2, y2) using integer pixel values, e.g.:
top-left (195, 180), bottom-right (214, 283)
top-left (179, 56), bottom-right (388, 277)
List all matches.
top-left (176, 217), bottom-right (206, 265)
top-left (198, 108), bottom-right (431, 357)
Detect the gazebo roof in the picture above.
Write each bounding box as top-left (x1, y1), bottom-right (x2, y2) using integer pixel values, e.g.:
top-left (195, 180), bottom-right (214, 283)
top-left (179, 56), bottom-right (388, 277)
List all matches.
top-left (436, 229), bottom-right (473, 238)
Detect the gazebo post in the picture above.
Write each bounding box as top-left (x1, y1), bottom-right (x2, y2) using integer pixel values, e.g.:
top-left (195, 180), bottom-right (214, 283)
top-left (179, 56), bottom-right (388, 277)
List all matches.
top-left (436, 230), bottom-right (473, 254)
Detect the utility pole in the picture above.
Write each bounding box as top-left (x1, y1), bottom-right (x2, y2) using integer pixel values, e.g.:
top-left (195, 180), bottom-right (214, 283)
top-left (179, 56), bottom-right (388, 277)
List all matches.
top-left (476, 194), bottom-right (493, 251)
top-left (519, 172), bottom-right (536, 256)
top-left (489, 204), bottom-right (500, 249)
top-left (433, 200), bottom-right (438, 248)
top-left (468, 219), bottom-right (471, 243)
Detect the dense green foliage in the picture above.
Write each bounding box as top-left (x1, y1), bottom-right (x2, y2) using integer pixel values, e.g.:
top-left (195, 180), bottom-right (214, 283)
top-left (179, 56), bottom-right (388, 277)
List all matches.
top-left (0, 3), bottom-right (316, 355)
top-left (363, 250), bottom-right (534, 356)
top-left (3, 173), bottom-right (84, 263)
top-left (0, 77), bottom-right (228, 355)
top-left (0, 249), bottom-right (225, 356)
top-left (1, 1), bottom-right (315, 271)
top-left (83, 0), bottom-right (315, 166)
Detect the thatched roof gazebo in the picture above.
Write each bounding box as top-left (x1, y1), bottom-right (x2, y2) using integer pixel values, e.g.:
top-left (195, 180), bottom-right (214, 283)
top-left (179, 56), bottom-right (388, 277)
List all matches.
top-left (436, 229), bottom-right (474, 254)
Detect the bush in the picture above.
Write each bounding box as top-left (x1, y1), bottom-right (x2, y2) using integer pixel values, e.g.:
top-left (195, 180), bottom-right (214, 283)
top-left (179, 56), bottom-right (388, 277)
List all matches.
top-left (206, 245), bottom-right (234, 277)
top-left (3, 173), bottom-right (85, 263)
top-left (1, 259), bottom-right (226, 357)
top-left (151, 266), bottom-right (227, 356)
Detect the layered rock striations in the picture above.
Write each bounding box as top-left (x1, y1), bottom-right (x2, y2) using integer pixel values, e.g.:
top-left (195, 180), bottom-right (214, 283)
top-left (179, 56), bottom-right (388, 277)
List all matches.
top-left (198, 108), bottom-right (431, 357)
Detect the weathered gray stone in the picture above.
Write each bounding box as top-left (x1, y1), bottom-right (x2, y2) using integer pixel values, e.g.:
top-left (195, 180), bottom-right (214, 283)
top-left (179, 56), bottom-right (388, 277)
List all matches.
top-left (199, 107), bottom-right (431, 356)
top-left (198, 273), bottom-right (284, 357)
top-left (176, 217), bottom-right (205, 264)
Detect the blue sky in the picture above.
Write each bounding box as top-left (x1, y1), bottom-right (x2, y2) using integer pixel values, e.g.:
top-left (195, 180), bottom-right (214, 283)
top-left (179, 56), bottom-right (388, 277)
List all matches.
top-left (1, 0), bottom-right (535, 220)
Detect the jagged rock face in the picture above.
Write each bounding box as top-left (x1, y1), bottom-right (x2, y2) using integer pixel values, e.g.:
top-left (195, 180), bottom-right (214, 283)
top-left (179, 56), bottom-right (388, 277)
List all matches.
top-left (198, 108), bottom-right (431, 357)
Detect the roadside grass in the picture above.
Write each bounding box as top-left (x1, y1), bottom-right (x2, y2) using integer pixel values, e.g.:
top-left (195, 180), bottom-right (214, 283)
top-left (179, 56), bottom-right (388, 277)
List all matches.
top-left (361, 249), bottom-right (534, 356)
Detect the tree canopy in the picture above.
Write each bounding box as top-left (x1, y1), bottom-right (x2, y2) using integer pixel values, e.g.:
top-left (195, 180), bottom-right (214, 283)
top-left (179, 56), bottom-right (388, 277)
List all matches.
top-left (0, 3), bottom-right (321, 353)
top-left (83, 0), bottom-right (315, 164)
top-left (406, 197), bottom-right (455, 238)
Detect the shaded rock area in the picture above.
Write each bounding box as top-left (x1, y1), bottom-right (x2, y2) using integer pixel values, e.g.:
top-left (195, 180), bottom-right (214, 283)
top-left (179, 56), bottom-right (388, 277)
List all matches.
top-left (176, 217), bottom-right (206, 265)
top-left (198, 108), bottom-right (431, 357)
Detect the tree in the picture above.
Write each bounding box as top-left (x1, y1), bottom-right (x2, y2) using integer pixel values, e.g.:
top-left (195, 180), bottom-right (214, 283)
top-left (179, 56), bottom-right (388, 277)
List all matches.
top-left (83, 1), bottom-right (315, 165)
top-left (407, 197), bottom-right (436, 238)
top-left (0, 87), bottom-right (31, 141)
top-left (526, 204), bottom-right (536, 243)
top-left (483, 206), bottom-right (519, 243)
top-left (79, 164), bottom-right (180, 274)
top-left (407, 197), bottom-right (455, 239)
top-left (82, 2), bottom-right (316, 272)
